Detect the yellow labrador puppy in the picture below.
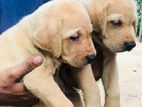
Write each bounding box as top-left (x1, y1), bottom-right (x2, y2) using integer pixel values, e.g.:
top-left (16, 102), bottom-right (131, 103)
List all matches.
top-left (0, 0), bottom-right (97, 106)
top-left (84, 0), bottom-right (137, 107)
top-left (59, 0), bottom-right (137, 107)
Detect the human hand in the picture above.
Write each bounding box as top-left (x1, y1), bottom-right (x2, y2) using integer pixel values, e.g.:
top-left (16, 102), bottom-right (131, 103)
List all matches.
top-left (0, 55), bottom-right (43, 106)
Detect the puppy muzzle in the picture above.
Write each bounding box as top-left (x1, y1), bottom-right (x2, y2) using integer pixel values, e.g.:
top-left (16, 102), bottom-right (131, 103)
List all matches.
top-left (85, 54), bottom-right (96, 64)
top-left (124, 41), bottom-right (136, 51)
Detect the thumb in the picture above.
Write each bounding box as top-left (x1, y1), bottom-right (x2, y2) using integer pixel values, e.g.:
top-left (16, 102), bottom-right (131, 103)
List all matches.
top-left (8, 55), bottom-right (43, 82)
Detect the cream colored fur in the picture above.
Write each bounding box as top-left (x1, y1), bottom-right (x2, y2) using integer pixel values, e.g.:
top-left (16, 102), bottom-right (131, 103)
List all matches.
top-left (0, 0), bottom-right (97, 107)
top-left (76, 0), bottom-right (137, 107)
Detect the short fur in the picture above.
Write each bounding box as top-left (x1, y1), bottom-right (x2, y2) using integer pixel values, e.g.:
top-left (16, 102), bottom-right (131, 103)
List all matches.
top-left (59, 0), bottom-right (137, 107)
top-left (0, 0), bottom-right (97, 107)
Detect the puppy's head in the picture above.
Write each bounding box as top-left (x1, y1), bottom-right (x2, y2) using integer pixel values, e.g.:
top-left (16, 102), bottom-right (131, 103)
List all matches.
top-left (91, 0), bottom-right (137, 52)
top-left (61, 27), bottom-right (96, 67)
top-left (102, 0), bottom-right (137, 52)
top-left (30, 0), bottom-right (96, 67)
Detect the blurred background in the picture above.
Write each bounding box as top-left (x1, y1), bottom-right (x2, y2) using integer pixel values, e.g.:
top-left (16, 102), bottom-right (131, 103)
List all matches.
top-left (136, 0), bottom-right (142, 41)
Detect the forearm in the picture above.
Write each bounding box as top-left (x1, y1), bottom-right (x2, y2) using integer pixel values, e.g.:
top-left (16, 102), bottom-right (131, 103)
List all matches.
top-left (0, 55), bottom-right (42, 106)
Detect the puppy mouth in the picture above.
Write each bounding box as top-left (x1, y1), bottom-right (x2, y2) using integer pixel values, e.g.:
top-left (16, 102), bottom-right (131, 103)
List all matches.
top-left (71, 61), bottom-right (88, 68)
top-left (73, 57), bottom-right (95, 68)
top-left (115, 47), bottom-right (135, 53)
top-left (112, 48), bottom-right (132, 53)
top-left (70, 58), bottom-right (89, 68)
top-left (108, 43), bottom-right (136, 53)
top-left (60, 56), bottom-right (94, 68)
top-left (124, 47), bottom-right (134, 51)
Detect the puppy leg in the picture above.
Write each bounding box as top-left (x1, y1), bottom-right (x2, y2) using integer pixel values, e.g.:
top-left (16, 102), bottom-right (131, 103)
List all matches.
top-left (102, 54), bottom-right (120, 107)
top-left (24, 67), bottom-right (73, 107)
top-left (74, 64), bottom-right (101, 107)
top-left (66, 90), bottom-right (83, 107)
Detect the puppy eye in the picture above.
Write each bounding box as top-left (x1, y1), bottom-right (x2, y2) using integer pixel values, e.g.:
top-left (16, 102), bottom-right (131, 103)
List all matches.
top-left (110, 19), bottom-right (122, 27)
top-left (70, 32), bottom-right (80, 41)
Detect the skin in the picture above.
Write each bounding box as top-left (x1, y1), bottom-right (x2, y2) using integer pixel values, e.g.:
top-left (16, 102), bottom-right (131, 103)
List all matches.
top-left (0, 55), bottom-right (43, 106)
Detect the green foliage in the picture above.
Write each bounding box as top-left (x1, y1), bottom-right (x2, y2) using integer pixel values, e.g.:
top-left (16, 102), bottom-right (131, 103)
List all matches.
top-left (136, 0), bottom-right (142, 40)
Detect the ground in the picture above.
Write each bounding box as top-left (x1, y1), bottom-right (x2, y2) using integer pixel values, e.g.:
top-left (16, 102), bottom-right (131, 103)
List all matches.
top-left (99, 42), bottom-right (142, 107)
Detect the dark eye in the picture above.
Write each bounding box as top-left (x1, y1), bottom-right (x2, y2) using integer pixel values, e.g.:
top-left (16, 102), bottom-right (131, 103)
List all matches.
top-left (110, 19), bottom-right (122, 27)
top-left (70, 33), bottom-right (80, 41)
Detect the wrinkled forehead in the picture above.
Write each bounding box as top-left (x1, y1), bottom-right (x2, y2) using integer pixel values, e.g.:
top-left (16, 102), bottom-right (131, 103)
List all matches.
top-left (59, 3), bottom-right (93, 33)
top-left (62, 13), bottom-right (93, 33)
top-left (107, 0), bottom-right (137, 20)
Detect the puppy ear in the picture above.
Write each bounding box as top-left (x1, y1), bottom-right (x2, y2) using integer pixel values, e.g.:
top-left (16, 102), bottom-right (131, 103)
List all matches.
top-left (32, 18), bottom-right (62, 58)
top-left (100, 1), bottom-right (110, 37)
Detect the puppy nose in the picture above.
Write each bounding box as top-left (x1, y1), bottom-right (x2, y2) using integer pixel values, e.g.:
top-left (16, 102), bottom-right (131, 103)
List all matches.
top-left (124, 41), bottom-right (136, 51)
top-left (86, 54), bottom-right (96, 63)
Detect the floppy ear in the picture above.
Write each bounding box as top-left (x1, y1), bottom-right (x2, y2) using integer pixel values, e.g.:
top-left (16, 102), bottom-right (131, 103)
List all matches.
top-left (32, 17), bottom-right (62, 58)
top-left (99, 1), bottom-right (110, 38)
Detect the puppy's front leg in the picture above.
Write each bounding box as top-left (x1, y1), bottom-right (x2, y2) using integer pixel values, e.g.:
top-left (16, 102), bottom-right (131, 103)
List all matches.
top-left (102, 54), bottom-right (120, 107)
top-left (24, 66), bottom-right (73, 107)
top-left (75, 64), bottom-right (101, 107)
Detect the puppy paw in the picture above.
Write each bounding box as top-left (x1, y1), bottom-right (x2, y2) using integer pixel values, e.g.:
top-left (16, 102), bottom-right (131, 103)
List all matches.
top-left (86, 104), bottom-right (102, 107)
top-left (104, 100), bottom-right (120, 107)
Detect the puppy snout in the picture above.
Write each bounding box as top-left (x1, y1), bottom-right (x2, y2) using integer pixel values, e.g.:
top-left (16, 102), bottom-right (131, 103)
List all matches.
top-left (124, 41), bottom-right (136, 51)
top-left (86, 54), bottom-right (96, 63)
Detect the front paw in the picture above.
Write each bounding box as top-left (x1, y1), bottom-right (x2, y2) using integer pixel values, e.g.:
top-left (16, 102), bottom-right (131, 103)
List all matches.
top-left (86, 104), bottom-right (102, 107)
top-left (104, 104), bottom-right (120, 107)
top-left (104, 99), bottom-right (120, 107)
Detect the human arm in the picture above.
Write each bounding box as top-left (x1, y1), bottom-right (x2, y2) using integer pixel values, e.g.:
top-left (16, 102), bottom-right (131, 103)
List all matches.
top-left (0, 55), bottom-right (42, 106)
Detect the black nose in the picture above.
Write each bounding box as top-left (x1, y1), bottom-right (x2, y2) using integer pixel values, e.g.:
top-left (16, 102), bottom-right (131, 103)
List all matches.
top-left (124, 41), bottom-right (136, 51)
top-left (86, 54), bottom-right (96, 63)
